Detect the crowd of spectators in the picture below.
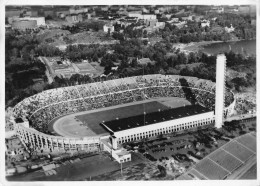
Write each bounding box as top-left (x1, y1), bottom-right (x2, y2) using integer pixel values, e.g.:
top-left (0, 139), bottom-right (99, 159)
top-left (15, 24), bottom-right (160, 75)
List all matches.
top-left (13, 75), bottom-right (235, 134)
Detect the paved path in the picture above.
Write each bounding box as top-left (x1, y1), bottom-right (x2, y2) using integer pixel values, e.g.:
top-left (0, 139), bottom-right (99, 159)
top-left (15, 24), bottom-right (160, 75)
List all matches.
top-left (38, 56), bottom-right (53, 84)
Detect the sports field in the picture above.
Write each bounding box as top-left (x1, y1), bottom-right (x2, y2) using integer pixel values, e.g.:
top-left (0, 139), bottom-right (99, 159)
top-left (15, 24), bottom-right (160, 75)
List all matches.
top-left (51, 98), bottom-right (191, 138)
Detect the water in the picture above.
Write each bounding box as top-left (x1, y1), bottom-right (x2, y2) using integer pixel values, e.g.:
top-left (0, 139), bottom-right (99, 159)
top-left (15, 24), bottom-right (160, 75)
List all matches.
top-left (202, 40), bottom-right (256, 56)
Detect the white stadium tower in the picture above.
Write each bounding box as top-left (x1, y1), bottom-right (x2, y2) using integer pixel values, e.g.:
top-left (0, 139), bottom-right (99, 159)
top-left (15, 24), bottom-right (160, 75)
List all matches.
top-left (215, 54), bottom-right (227, 128)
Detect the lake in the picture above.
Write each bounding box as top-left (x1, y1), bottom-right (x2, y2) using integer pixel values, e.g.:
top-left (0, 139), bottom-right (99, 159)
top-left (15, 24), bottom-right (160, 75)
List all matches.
top-left (202, 40), bottom-right (256, 56)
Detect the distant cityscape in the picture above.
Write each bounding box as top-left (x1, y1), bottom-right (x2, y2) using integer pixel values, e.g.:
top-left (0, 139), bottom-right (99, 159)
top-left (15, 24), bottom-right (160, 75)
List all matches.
top-left (5, 4), bottom-right (257, 182)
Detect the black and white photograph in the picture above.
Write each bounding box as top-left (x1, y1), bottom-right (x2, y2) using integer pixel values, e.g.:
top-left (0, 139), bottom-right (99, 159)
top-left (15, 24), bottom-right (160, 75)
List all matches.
top-left (1, 0), bottom-right (258, 184)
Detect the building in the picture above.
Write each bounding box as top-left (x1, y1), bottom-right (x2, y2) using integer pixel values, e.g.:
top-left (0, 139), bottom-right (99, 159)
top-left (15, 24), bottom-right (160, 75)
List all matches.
top-left (56, 11), bottom-right (70, 18)
top-left (156, 22), bottom-right (165, 29)
top-left (11, 20), bottom-right (37, 30)
top-left (163, 14), bottom-right (172, 19)
top-left (210, 7), bottom-right (224, 13)
top-left (145, 19), bottom-right (158, 26)
top-left (8, 16), bottom-right (45, 26)
top-left (137, 58), bottom-right (155, 65)
top-left (128, 11), bottom-right (142, 19)
top-left (66, 14), bottom-right (83, 23)
top-left (142, 14), bottom-right (157, 20)
top-left (143, 7), bottom-right (150, 13)
top-left (154, 9), bottom-right (160, 14)
top-left (225, 24), bottom-right (235, 33)
top-left (11, 17), bottom-right (45, 26)
top-left (103, 23), bottom-right (115, 33)
top-left (215, 54), bottom-right (226, 128)
top-left (101, 105), bottom-right (215, 147)
top-left (173, 21), bottom-right (186, 29)
top-left (181, 15), bottom-right (193, 21)
top-left (201, 20), bottom-right (210, 27)
top-left (69, 7), bottom-right (88, 14)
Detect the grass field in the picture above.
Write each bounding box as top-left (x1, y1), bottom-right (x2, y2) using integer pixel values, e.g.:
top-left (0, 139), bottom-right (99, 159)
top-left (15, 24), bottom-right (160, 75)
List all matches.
top-left (52, 98), bottom-right (190, 138)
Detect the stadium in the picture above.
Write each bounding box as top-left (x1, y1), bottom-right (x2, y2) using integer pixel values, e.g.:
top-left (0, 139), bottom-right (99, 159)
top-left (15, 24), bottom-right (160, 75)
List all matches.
top-left (11, 55), bottom-right (236, 163)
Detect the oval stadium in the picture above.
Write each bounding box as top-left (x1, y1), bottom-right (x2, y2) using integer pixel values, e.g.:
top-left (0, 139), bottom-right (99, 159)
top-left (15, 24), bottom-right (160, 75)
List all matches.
top-left (11, 74), bottom-right (236, 162)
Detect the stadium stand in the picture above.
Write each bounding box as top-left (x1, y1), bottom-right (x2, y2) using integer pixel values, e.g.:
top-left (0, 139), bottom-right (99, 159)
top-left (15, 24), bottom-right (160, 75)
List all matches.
top-left (12, 75), bottom-right (235, 135)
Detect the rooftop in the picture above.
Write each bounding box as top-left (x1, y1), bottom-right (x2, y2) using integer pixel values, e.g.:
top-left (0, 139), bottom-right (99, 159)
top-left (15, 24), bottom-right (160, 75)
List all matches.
top-left (101, 105), bottom-right (211, 133)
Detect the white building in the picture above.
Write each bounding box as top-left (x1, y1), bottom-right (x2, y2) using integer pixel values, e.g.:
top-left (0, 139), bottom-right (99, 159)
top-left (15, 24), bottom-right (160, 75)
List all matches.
top-left (103, 24), bottom-right (115, 33)
top-left (128, 11), bottom-right (142, 19)
top-left (142, 14), bottom-right (157, 20)
top-left (154, 10), bottom-right (160, 14)
top-left (181, 15), bottom-right (193, 21)
top-left (201, 20), bottom-right (210, 27)
top-left (156, 22), bottom-right (165, 29)
top-left (112, 148), bottom-right (131, 163)
top-left (69, 7), bottom-right (88, 14)
top-left (225, 24), bottom-right (235, 33)
top-left (128, 12), bottom-right (157, 20)
top-left (215, 54), bottom-right (226, 128)
top-left (173, 21), bottom-right (187, 28)
top-left (9, 16), bottom-right (45, 26)
top-left (101, 105), bottom-right (215, 148)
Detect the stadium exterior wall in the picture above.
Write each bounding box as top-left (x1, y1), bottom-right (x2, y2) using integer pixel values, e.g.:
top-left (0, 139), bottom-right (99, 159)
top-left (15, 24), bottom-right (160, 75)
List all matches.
top-left (112, 111), bottom-right (215, 149)
top-left (14, 120), bottom-right (100, 152)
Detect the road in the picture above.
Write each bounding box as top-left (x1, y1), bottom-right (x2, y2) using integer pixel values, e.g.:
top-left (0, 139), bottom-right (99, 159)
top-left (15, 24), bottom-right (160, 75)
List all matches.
top-left (38, 56), bottom-right (53, 84)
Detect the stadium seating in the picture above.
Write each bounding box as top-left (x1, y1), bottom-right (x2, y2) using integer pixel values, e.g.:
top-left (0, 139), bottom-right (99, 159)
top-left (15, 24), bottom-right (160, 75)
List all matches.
top-left (12, 75), bottom-right (235, 135)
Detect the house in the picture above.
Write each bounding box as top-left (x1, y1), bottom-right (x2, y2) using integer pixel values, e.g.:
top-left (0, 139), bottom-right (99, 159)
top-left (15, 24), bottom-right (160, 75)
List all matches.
top-left (137, 58), bottom-right (155, 65)
top-left (210, 7), bottom-right (224, 13)
top-left (156, 22), bottom-right (165, 29)
top-left (112, 148), bottom-right (131, 163)
top-left (173, 21), bottom-right (186, 29)
top-left (170, 18), bottom-right (179, 22)
top-left (181, 15), bottom-right (193, 21)
top-left (145, 19), bottom-right (158, 27)
top-left (56, 11), bottom-right (70, 18)
top-left (66, 14), bottom-right (83, 23)
top-left (128, 11), bottom-right (142, 19)
top-left (103, 23), bottom-right (115, 33)
top-left (225, 24), bottom-right (235, 33)
top-left (142, 14), bottom-right (157, 20)
top-left (143, 7), bottom-right (150, 13)
top-left (10, 17), bottom-right (45, 26)
top-left (154, 9), bottom-right (160, 14)
top-left (163, 14), bottom-right (172, 19)
top-left (201, 20), bottom-right (210, 27)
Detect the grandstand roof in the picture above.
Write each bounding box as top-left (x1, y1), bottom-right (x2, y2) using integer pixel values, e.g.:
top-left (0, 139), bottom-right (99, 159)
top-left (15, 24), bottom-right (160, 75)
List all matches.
top-left (101, 105), bottom-right (211, 133)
